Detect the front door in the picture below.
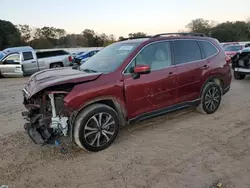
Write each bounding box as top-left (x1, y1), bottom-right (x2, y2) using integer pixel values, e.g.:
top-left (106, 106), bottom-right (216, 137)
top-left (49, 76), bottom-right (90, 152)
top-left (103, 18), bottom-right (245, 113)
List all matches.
top-left (123, 41), bottom-right (178, 119)
top-left (0, 53), bottom-right (23, 77)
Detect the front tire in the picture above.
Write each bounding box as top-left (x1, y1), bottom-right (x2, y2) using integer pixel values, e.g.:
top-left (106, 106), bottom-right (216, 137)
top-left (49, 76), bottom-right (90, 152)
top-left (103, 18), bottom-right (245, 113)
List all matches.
top-left (74, 103), bottom-right (120, 152)
top-left (234, 71), bottom-right (246, 80)
top-left (196, 82), bottom-right (222, 114)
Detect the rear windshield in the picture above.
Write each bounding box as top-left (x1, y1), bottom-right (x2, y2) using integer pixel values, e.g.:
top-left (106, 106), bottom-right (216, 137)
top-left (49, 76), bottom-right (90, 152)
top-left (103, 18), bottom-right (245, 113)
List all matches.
top-left (36, 50), bottom-right (69, 59)
top-left (224, 45), bottom-right (243, 52)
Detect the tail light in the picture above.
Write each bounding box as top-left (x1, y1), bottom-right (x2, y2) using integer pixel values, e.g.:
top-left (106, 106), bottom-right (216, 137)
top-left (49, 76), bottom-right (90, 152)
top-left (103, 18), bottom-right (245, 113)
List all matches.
top-left (68, 56), bottom-right (73, 62)
top-left (225, 55), bottom-right (231, 64)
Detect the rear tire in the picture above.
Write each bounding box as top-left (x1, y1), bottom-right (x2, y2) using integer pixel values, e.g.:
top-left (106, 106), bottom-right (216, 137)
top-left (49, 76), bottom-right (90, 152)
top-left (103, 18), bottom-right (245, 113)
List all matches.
top-left (50, 63), bottom-right (63, 68)
top-left (196, 82), bottom-right (222, 114)
top-left (234, 71), bottom-right (246, 80)
top-left (74, 103), bottom-right (120, 152)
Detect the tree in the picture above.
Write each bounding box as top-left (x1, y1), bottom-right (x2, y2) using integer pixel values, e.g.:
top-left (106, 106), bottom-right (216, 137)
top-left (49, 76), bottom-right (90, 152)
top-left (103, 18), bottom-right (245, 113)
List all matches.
top-left (118, 36), bottom-right (125, 41)
top-left (211, 21), bottom-right (250, 42)
top-left (128, 32), bottom-right (147, 38)
top-left (82, 29), bottom-right (97, 47)
top-left (103, 34), bottom-right (115, 46)
top-left (16, 24), bottom-right (32, 44)
top-left (186, 18), bottom-right (211, 35)
top-left (30, 38), bottom-right (53, 49)
top-left (0, 19), bottom-right (21, 50)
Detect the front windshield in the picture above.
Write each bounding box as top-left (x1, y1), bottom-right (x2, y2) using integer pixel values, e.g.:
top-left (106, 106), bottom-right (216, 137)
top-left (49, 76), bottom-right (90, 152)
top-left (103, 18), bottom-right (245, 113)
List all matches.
top-left (0, 52), bottom-right (5, 60)
top-left (224, 45), bottom-right (243, 52)
top-left (80, 42), bottom-right (140, 72)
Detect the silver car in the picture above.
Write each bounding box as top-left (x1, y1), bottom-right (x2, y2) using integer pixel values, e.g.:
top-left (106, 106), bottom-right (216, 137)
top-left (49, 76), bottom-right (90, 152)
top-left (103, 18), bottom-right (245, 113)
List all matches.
top-left (0, 46), bottom-right (73, 77)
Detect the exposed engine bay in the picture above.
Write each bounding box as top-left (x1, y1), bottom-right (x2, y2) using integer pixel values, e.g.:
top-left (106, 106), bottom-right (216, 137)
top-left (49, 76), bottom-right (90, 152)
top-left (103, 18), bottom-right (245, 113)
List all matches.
top-left (22, 89), bottom-right (72, 145)
top-left (231, 50), bottom-right (250, 69)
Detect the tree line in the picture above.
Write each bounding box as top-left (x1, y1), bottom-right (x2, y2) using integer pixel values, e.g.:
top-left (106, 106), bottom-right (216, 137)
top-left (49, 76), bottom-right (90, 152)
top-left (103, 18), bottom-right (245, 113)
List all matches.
top-left (0, 18), bottom-right (250, 50)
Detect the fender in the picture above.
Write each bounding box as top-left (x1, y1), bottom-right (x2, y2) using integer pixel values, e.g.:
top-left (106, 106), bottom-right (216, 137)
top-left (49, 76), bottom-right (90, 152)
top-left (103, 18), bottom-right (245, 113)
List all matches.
top-left (199, 73), bottom-right (225, 97)
top-left (68, 96), bottom-right (128, 141)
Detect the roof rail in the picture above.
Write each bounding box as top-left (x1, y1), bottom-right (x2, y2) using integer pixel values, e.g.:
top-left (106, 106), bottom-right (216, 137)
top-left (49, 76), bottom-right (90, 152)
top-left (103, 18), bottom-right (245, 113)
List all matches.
top-left (119, 36), bottom-right (151, 41)
top-left (152, 32), bottom-right (208, 38)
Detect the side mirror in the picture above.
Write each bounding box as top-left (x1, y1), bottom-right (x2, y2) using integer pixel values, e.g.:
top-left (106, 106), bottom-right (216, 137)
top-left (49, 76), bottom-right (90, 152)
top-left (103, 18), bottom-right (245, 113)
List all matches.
top-left (134, 64), bottom-right (150, 74)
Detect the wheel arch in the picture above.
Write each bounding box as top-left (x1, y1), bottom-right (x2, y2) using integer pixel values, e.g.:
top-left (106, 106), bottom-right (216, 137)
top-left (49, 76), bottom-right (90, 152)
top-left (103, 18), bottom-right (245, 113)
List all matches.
top-left (73, 96), bottom-right (127, 126)
top-left (200, 74), bottom-right (224, 97)
top-left (50, 62), bottom-right (64, 68)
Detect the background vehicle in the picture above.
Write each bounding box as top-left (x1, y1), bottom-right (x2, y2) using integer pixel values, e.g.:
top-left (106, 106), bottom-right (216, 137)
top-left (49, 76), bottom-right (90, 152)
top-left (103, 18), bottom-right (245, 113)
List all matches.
top-left (73, 50), bottom-right (99, 64)
top-left (244, 43), bottom-right (250, 48)
top-left (223, 44), bottom-right (244, 58)
top-left (71, 51), bottom-right (85, 58)
top-left (22, 33), bottom-right (232, 152)
top-left (231, 47), bottom-right (250, 80)
top-left (0, 46), bottom-right (73, 77)
top-left (221, 42), bottom-right (239, 49)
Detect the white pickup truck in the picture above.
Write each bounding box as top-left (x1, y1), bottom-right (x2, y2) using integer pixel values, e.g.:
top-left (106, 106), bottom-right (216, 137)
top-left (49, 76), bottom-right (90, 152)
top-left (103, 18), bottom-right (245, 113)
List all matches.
top-left (0, 46), bottom-right (73, 77)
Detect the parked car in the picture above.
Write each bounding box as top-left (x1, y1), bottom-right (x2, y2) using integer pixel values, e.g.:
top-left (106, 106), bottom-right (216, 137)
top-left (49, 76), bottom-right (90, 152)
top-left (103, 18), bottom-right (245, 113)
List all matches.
top-left (21, 33), bottom-right (232, 152)
top-left (223, 44), bottom-right (244, 58)
top-left (231, 47), bottom-right (250, 80)
top-left (73, 50), bottom-right (99, 64)
top-left (71, 51), bottom-right (85, 58)
top-left (0, 46), bottom-right (73, 77)
top-left (221, 42), bottom-right (239, 49)
top-left (244, 43), bottom-right (250, 48)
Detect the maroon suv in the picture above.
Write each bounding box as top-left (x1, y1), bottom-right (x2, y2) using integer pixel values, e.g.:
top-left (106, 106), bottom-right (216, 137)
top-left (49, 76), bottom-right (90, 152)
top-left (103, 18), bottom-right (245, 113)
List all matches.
top-left (22, 33), bottom-right (232, 152)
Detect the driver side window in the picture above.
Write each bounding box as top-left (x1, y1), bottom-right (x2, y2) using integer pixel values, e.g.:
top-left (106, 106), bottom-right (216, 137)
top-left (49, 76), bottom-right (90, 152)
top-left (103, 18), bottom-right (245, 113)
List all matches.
top-left (3, 54), bottom-right (20, 65)
top-left (124, 41), bottom-right (172, 73)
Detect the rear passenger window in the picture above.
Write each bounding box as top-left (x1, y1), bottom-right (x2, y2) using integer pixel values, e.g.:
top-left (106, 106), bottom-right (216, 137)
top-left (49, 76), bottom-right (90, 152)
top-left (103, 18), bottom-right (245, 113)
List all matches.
top-left (23, 51), bottom-right (34, 60)
top-left (36, 50), bottom-right (69, 59)
top-left (174, 40), bottom-right (202, 64)
top-left (198, 41), bottom-right (218, 58)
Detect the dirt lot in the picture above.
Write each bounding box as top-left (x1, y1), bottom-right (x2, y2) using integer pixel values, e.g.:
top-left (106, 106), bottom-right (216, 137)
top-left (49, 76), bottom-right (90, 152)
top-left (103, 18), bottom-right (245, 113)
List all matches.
top-left (1, 77), bottom-right (250, 188)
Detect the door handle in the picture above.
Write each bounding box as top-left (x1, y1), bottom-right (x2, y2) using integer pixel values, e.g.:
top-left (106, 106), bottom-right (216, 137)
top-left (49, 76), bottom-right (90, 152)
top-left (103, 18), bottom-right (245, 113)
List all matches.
top-left (31, 61), bottom-right (36, 63)
top-left (201, 65), bottom-right (209, 69)
top-left (169, 72), bottom-right (173, 75)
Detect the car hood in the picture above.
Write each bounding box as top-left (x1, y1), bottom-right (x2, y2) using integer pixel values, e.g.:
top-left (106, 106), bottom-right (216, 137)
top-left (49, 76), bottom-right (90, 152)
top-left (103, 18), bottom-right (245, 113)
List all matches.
top-left (23, 67), bottom-right (102, 98)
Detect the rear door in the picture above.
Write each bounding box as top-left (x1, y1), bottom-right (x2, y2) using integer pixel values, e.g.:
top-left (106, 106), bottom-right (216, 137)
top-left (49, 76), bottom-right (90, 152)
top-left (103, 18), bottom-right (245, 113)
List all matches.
top-left (0, 53), bottom-right (23, 77)
top-left (36, 51), bottom-right (51, 70)
top-left (123, 41), bottom-right (178, 119)
top-left (21, 51), bottom-right (39, 75)
top-left (173, 39), bottom-right (206, 103)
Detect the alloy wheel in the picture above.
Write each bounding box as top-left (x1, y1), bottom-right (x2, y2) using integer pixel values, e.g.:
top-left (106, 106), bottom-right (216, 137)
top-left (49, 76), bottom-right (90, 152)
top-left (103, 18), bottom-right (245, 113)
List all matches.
top-left (204, 86), bottom-right (220, 112)
top-left (84, 112), bottom-right (115, 147)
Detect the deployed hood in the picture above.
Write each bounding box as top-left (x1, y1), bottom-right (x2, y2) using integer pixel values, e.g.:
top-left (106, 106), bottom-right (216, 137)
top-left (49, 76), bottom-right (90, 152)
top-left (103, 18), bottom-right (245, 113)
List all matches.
top-left (23, 67), bottom-right (102, 98)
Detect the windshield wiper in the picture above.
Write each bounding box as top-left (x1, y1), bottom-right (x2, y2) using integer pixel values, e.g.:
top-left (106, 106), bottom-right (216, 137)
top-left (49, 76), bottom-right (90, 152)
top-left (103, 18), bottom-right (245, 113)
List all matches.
top-left (82, 68), bottom-right (97, 73)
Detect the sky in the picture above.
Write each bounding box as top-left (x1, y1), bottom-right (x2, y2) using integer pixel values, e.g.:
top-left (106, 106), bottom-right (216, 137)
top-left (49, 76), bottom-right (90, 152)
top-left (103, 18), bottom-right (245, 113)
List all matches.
top-left (1, 0), bottom-right (250, 38)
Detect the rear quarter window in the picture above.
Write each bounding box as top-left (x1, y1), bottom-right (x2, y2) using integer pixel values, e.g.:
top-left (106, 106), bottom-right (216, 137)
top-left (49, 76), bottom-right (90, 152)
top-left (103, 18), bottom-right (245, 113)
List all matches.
top-left (174, 40), bottom-right (202, 64)
top-left (36, 50), bottom-right (69, 59)
top-left (198, 41), bottom-right (218, 58)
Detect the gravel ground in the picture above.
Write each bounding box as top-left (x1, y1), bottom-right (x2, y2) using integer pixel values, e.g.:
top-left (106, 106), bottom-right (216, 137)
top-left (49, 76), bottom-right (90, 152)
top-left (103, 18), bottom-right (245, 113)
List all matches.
top-left (1, 76), bottom-right (250, 188)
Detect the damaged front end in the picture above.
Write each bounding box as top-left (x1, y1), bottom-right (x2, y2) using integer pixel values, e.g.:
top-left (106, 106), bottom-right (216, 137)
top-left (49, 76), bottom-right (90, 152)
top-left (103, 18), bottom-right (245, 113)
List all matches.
top-left (231, 49), bottom-right (250, 70)
top-left (21, 89), bottom-right (73, 145)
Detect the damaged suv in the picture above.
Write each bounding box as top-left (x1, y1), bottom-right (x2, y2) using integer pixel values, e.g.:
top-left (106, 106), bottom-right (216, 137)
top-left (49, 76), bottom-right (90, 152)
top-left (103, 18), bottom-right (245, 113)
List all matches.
top-left (22, 33), bottom-right (232, 152)
top-left (231, 47), bottom-right (250, 80)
